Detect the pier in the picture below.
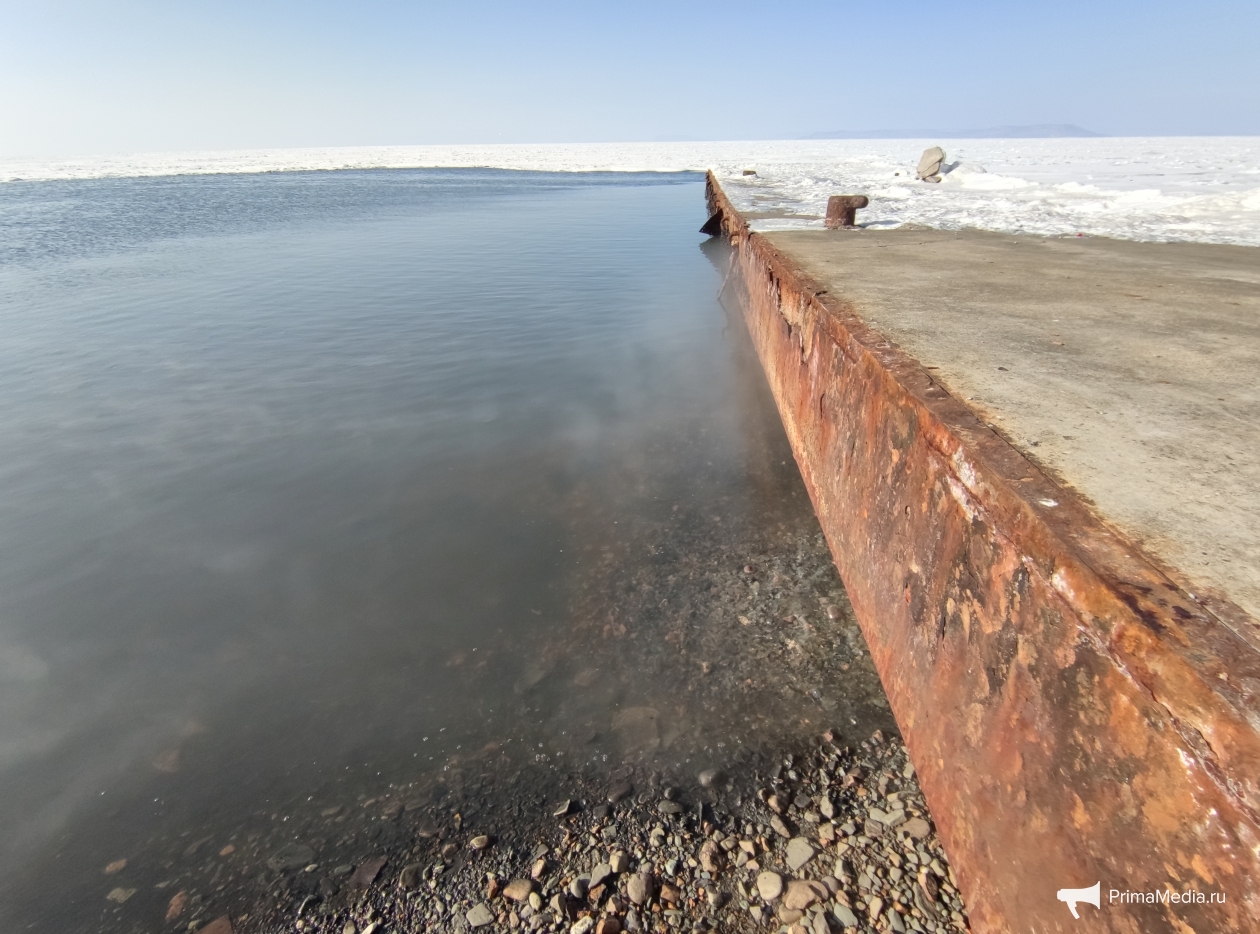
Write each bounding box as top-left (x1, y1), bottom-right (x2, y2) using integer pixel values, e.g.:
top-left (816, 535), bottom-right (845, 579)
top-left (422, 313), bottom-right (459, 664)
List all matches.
top-left (706, 172), bottom-right (1260, 933)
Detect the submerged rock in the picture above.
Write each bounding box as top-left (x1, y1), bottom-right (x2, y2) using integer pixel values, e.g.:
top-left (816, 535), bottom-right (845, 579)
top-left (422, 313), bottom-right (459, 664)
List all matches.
top-left (266, 843), bottom-right (315, 872)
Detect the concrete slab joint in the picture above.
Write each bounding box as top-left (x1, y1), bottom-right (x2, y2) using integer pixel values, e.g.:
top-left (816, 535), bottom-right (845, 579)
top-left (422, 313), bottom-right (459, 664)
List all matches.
top-left (704, 171), bottom-right (1260, 934)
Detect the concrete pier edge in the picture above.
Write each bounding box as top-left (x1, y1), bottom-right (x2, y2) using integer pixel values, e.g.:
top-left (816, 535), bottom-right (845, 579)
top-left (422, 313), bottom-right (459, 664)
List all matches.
top-left (705, 172), bottom-right (1260, 933)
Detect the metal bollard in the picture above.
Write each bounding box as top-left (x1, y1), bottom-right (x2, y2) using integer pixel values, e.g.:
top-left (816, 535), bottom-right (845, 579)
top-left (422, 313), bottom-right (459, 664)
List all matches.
top-left (825, 195), bottom-right (870, 229)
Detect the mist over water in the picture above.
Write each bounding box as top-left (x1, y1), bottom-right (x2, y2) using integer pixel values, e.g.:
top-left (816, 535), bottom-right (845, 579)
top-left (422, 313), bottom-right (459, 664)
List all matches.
top-left (0, 170), bottom-right (887, 930)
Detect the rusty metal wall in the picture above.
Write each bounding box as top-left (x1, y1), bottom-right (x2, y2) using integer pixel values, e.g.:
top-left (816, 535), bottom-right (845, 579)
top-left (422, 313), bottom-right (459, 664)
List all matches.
top-left (705, 174), bottom-right (1260, 933)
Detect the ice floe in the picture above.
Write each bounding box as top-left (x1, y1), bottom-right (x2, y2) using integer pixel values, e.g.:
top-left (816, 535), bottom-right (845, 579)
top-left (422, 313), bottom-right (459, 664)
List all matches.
top-left (2, 137), bottom-right (1257, 245)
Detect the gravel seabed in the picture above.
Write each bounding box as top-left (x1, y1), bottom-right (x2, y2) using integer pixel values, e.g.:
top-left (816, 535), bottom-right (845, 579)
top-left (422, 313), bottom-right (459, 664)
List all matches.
top-left (160, 729), bottom-right (966, 934)
top-left (96, 516), bottom-right (972, 934)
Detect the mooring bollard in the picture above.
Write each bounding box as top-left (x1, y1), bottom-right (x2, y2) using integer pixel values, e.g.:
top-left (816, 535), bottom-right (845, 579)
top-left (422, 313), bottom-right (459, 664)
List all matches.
top-left (825, 195), bottom-right (869, 229)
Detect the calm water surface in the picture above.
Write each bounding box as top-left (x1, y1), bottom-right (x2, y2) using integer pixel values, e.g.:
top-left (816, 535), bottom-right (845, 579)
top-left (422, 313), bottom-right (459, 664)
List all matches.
top-left (0, 170), bottom-right (885, 930)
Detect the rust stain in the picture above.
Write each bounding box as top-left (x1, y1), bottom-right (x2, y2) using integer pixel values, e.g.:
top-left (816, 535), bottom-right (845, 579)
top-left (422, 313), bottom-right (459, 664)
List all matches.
top-left (706, 172), bottom-right (1260, 933)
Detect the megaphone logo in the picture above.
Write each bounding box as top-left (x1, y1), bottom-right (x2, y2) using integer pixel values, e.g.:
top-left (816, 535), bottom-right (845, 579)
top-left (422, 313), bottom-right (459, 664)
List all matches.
top-left (1056, 881), bottom-right (1101, 919)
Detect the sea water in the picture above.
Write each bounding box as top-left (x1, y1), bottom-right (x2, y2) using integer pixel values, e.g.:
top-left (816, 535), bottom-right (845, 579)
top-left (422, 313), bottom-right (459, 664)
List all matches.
top-left (0, 170), bottom-right (889, 930)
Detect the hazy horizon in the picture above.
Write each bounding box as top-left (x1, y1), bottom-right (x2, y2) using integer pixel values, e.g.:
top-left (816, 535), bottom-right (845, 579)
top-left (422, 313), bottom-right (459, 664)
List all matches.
top-left (3, 0), bottom-right (1258, 161)
top-left (11, 130), bottom-right (1260, 168)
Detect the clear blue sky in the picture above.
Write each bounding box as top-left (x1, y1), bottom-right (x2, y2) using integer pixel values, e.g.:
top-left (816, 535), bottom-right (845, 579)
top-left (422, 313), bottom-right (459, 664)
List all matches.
top-left (2, 0), bottom-right (1257, 158)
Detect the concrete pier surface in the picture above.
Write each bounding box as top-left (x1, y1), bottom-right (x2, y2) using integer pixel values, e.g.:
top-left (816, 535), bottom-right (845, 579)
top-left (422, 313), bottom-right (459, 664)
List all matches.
top-left (707, 173), bottom-right (1260, 934)
top-left (767, 227), bottom-right (1260, 635)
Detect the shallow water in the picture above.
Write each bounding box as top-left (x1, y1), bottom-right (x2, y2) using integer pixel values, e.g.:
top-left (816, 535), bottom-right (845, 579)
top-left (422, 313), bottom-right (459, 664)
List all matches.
top-left (0, 170), bottom-right (890, 930)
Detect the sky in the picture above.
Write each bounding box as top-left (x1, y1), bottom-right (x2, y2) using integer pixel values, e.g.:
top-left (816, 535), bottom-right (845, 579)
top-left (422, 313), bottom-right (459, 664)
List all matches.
top-left (2, 0), bottom-right (1258, 159)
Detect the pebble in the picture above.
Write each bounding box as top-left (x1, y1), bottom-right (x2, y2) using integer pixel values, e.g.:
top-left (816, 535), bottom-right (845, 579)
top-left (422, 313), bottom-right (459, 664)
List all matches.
top-left (165, 890), bottom-right (188, 922)
top-left (627, 872), bottom-right (653, 905)
top-left (400, 863), bottom-right (425, 889)
top-left (698, 840), bottom-right (723, 872)
top-left (868, 896), bottom-right (885, 922)
top-left (697, 768), bottom-right (726, 788)
top-left (590, 862), bottom-right (613, 888)
top-left (607, 782), bottom-right (634, 804)
top-left (904, 816), bottom-right (931, 839)
top-left (833, 903), bottom-right (859, 928)
top-left (756, 871), bottom-right (784, 901)
top-left (466, 903), bottom-right (494, 927)
top-left (784, 879), bottom-right (824, 910)
top-left (609, 850), bottom-right (630, 873)
top-left (503, 878), bottom-right (534, 901)
top-left (786, 837), bottom-right (816, 871)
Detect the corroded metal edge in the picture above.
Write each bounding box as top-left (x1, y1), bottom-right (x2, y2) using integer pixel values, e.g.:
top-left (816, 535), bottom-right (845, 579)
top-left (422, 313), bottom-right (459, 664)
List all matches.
top-left (706, 173), bottom-right (1260, 933)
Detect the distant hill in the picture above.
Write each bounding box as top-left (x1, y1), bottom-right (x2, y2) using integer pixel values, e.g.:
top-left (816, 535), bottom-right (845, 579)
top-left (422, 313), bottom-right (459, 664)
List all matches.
top-left (806, 124), bottom-right (1102, 139)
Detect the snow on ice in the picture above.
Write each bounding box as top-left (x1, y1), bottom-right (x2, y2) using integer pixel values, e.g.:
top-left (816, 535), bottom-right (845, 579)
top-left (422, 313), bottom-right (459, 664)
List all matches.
top-left (3, 137), bottom-right (1258, 246)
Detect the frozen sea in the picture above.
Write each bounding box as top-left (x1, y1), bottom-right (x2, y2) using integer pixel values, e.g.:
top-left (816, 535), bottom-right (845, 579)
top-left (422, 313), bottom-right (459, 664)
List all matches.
top-left (4, 137), bottom-right (1260, 245)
